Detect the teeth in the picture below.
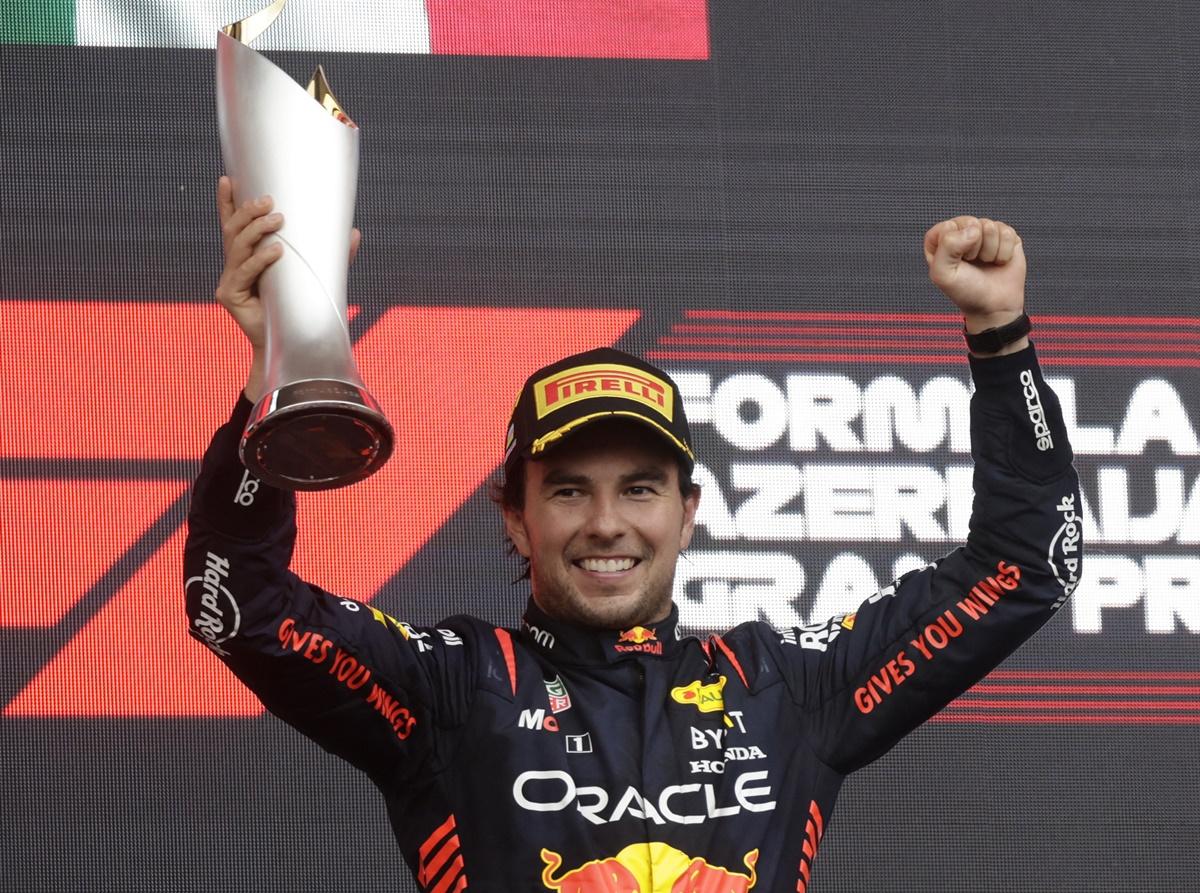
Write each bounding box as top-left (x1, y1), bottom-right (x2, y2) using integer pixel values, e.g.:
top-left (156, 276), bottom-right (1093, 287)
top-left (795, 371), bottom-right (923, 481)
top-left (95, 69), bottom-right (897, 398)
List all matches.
top-left (578, 557), bottom-right (637, 573)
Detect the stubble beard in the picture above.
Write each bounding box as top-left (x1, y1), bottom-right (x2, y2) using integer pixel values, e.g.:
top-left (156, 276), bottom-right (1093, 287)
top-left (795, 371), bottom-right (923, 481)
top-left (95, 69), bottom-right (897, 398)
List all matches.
top-left (530, 561), bottom-right (677, 630)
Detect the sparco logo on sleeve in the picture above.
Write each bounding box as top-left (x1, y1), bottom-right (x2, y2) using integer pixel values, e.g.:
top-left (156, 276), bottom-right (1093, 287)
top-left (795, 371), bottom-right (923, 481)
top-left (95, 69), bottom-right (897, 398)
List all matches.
top-left (185, 552), bottom-right (241, 655)
top-left (233, 468), bottom-right (260, 507)
top-left (1020, 369), bottom-right (1054, 451)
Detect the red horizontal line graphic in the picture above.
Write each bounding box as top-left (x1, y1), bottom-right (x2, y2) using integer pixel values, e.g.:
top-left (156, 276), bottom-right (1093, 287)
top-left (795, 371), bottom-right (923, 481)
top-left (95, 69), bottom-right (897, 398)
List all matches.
top-left (684, 310), bottom-right (964, 323)
top-left (931, 713), bottom-right (1200, 725)
top-left (673, 323), bottom-right (1200, 341)
top-left (1026, 331), bottom-right (1200, 342)
top-left (1019, 313), bottom-right (1200, 327)
top-left (661, 336), bottom-right (964, 349)
top-left (674, 324), bottom-right (961, 336)
top-left (988, 670), bottom-right (1200, 680)
top-left (683, 310), bottom-right (1200, 326)
top-left (956, 699), bottom-right (1200, 710)
top-left (658, 336), bottom-right (1200, 354)
top-left (972, 685), bottom-right (1200, 695)
top-left (646, 350), bottom-right (968, 364)
top-left (1029, 356), bottom-right (1200, 367)
top-left (645, 350), bottom-right (1200, 368)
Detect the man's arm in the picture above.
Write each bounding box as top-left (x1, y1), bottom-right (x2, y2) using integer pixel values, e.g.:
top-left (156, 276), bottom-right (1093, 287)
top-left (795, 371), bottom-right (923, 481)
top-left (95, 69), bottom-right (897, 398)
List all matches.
top-left (924, 215), bottom-right (1029, 356)
top-left (754, 217), bottom-right (1081, 772)
top-left (184, 180), bottom-right (471, 787)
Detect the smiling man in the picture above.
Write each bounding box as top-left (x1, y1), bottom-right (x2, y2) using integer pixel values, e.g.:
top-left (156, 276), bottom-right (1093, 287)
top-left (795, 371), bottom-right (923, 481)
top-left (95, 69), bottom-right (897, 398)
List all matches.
top-left (185, 186), bottom-right (1082, 891)
top-left (499, 350), bottom-right (701, 631)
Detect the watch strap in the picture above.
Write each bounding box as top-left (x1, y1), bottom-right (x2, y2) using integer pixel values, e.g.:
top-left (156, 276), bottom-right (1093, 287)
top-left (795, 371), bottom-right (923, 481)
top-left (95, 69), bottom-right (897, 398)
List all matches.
top-left (963, 313), bottom-right (1031, 354)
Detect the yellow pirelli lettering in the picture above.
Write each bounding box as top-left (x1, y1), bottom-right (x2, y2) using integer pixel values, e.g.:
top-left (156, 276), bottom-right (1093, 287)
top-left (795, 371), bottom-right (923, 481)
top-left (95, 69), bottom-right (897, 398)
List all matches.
top-left (533, 363), bottom-right (673, 421)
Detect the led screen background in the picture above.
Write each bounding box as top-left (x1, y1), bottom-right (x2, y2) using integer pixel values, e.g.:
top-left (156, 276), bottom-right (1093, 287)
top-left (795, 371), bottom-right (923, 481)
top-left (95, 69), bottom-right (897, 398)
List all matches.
top-left (2, 2), bottom-right (1198, 890)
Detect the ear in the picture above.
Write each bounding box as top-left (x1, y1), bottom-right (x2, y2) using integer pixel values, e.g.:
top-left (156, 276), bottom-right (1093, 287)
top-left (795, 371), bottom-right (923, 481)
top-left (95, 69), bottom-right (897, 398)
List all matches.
top-left (503, 505), bottom-right (532, 558)
top-left (679, 486), bottom-right (700, 551)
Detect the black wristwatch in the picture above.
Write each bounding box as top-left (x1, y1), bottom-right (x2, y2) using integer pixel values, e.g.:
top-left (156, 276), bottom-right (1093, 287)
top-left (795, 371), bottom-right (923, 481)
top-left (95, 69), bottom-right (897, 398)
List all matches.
top-left (963, 313), bottom-right (1031, 354)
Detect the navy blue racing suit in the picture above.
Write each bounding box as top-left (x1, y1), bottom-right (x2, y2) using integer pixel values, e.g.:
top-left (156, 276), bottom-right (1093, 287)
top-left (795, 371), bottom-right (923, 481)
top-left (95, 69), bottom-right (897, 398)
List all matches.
top-left (183, 345), bottom-right (1081, 892)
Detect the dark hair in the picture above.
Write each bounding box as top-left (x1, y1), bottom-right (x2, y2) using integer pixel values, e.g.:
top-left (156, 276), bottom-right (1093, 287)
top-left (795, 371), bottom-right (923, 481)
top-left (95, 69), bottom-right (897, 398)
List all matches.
top-left (490, 457), bottom-right (700, 581)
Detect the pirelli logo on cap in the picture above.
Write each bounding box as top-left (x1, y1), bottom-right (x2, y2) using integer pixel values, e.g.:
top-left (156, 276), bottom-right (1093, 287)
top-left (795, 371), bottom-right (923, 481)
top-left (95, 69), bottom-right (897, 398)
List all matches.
top-left (534, 364), bottom-right (674, 421)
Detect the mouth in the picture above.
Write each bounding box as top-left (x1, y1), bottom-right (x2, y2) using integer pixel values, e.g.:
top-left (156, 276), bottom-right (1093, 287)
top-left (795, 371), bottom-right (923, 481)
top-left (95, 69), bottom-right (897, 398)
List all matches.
top-left (573, 556), bottom-right (641, 574)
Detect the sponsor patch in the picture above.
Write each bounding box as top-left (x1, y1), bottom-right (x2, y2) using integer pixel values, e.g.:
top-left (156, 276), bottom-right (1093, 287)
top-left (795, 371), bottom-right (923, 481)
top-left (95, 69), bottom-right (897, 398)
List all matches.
top-left (545, 675), bottom-right (572, 713)
top-left (672, 676), bottom-right (727, 715)
top-left (614, 625), bottom-right (663, 654)
top-left (565, 732), bottom-right (592, 754)
top-left (1020, 369), bottom-right (1054, 451)
top-left (185, 552), bottom-right (240, 655)
top-left (1048, 494), bottom-right (1082, 610)
top-left (533, 363), bottom-right (673, 421)
top-left (233, 468), bottom-right (259, 506)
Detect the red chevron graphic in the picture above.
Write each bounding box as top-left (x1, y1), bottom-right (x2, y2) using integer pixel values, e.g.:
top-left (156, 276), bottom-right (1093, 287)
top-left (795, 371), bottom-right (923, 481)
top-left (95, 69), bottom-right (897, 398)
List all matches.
top-left (2, 301), bottom-right (250, 459)
top-left (5, 304), bottom-right (640, 716)
top-left (0, 480), bottom-right (184, 627)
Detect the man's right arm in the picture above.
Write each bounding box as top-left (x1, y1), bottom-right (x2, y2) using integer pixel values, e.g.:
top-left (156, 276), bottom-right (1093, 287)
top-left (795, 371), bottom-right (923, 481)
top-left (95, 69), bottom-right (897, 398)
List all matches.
top-left (183, 179), bottom-right (470, 788)
top-left (185, 393), bottom-right (478, 787)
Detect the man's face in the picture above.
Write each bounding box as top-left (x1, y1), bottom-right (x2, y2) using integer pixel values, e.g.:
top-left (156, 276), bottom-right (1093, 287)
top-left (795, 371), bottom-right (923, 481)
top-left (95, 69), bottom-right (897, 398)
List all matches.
top-left (503, 421), bottom-right (699, 630)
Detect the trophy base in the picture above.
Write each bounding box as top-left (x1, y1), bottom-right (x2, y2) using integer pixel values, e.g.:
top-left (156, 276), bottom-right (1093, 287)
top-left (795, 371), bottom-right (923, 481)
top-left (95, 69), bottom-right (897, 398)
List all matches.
top-left (241, 379), bottom-right (394, 491)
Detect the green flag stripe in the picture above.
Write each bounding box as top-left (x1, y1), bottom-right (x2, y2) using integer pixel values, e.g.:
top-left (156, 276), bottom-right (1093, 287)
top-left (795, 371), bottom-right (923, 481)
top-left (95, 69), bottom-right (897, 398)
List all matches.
top-left (0, 0), bottom-right (74, 44)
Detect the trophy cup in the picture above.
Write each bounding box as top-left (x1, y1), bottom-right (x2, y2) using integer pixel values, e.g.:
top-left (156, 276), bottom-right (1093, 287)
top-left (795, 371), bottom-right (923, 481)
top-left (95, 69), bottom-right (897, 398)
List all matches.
top-left (216, 0), bottom-right (393, 491)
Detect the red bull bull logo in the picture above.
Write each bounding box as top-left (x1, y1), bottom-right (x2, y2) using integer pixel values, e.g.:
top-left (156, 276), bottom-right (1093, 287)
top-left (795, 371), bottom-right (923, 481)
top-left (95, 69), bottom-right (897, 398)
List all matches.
top-left (540, 843), bottom-right (758, 892)
top-left (614, 626), bottom-right (663, 655)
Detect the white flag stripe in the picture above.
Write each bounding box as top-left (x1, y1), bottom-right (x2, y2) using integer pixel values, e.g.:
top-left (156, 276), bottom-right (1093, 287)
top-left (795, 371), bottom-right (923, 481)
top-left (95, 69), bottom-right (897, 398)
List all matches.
top-left (75, 0), bottom-right (432, 52)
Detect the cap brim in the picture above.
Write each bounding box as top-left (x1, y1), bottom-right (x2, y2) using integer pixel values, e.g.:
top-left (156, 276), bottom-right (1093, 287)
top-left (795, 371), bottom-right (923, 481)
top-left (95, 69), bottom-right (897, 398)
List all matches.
top-left (524, 409), bottom-right (695, 472)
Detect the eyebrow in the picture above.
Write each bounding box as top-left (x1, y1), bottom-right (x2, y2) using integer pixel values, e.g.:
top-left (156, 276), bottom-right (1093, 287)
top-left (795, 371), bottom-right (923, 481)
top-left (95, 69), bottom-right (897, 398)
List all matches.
top-left (540, 467), bottom-right (670, 488)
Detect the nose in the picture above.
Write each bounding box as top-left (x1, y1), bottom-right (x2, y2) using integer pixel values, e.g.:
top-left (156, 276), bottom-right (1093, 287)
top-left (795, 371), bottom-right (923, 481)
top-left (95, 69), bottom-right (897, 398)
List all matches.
top-left (582, 491), bottom-right (627, 541)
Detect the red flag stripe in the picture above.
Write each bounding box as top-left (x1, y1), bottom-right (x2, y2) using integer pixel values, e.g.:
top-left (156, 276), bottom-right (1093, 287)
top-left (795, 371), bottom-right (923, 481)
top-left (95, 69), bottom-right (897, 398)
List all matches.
top-left (427, 0), bottom-right (709, 59)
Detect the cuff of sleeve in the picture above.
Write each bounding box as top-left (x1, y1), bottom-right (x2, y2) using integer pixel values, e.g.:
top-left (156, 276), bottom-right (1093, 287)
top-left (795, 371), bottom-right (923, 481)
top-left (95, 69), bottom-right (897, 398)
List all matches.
top-left (966, 341), bottom-right (1072, 479)
top-left (190, 392), bottom-right (295, 540)
top-left (968, 341), bottom-right (1040, 391)
top-left (231, 392), bottom-right (255, 428)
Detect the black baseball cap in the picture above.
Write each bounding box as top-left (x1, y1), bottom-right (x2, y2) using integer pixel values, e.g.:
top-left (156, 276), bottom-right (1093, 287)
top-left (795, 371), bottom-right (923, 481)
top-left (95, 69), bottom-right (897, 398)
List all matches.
top-left (504, 348), bottom-right (695, 476)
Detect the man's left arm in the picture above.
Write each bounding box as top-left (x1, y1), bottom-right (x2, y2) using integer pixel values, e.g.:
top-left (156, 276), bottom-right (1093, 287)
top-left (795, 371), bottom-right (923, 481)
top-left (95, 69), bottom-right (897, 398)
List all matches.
top-left (758, 217), bottom-right (1082, 772)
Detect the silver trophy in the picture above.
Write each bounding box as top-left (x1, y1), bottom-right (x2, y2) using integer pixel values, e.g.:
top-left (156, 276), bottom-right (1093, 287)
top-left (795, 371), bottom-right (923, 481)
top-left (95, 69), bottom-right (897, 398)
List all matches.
top-left (216, 0), bottom-right (393, 491)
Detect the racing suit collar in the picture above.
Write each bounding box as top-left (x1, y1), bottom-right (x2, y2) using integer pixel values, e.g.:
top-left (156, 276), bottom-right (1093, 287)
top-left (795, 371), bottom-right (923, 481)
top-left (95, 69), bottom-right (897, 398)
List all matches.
top-left (519, 598), bottom-right (685, 664)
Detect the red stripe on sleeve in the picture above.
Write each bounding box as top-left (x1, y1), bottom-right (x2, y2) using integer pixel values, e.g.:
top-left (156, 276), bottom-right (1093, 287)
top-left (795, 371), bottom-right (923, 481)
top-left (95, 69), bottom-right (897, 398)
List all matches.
top-left (494, 628), bottom-right (518, 696)
top-left (711, 635), bottom-right (748, 688)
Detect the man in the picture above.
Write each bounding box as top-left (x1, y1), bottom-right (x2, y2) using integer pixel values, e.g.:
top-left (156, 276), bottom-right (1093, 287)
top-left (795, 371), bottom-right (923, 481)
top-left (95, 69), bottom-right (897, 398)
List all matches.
top-left (185, 177), bottom-right (1081, 891)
